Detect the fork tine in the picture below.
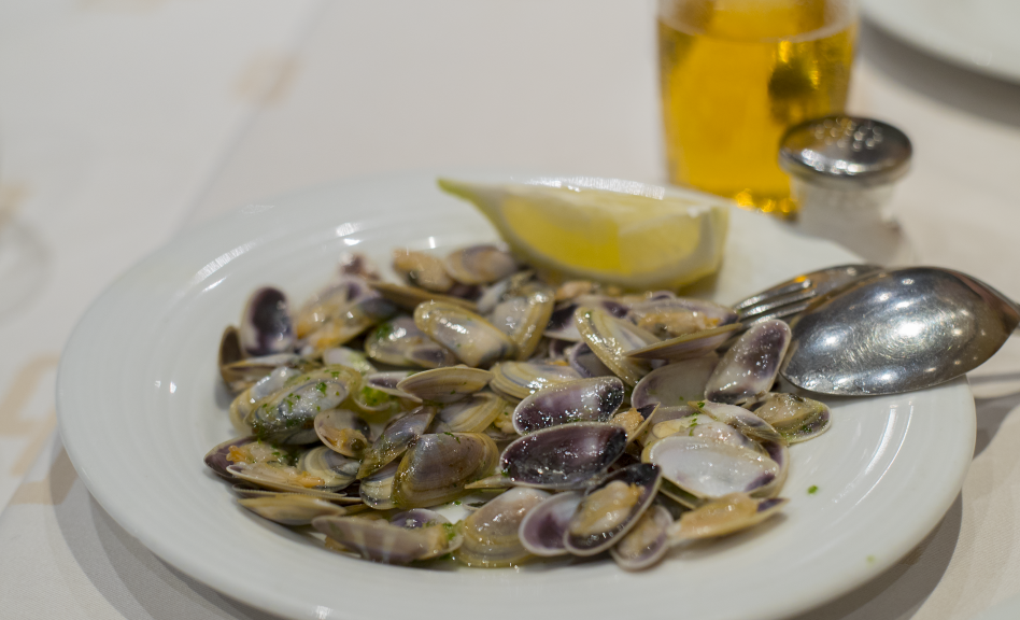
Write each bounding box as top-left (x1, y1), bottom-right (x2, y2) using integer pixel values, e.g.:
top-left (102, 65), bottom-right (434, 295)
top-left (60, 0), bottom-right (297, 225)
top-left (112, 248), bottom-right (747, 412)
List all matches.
top-left (730, 264), bottom-right (883, 318)
top-left (731, 279), bottom-right (812, 313)
top-left (737, 288), bottom-right (822, 321)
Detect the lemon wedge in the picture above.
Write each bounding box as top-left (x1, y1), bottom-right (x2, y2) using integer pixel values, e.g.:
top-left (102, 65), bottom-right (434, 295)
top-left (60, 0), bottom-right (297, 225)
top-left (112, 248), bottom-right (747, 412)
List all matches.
top-left (438, 178), bottom-right (730, 290)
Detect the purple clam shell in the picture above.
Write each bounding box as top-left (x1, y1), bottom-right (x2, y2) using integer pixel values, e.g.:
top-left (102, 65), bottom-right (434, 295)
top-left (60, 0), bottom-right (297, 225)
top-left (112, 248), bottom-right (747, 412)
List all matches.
top-left (564, 462), bottom-right (662, 556)
top-left (631, 355), bottom-right (718, 411)
top-left (512, 377), bottom-right (625, 434)
top-left (705, 320), bottom-right (791, 406)
top-left (204, 436), bottom-right (257, 478)
top-left (240, 287), bottom-right (295, 357)
top-left (518, 492), bottom-right (583, 557)
top-left (500, 422), bottom-right (627, 490)
top-left (568, 342), bottom-right (615, 378)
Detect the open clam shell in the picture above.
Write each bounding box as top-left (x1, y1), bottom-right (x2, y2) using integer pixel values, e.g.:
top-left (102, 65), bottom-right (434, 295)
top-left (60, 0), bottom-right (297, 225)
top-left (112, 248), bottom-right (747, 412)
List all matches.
top-left (303, 291), bottom-right (397, 353)
top-left (432, 392), bottom-right (506, 433)
top-left (239, 287), bottom-right (295, 357)
top-left (444, 244), bottom-right (519, 285)
top-left (224, 463), bottom-right (362, 503)
top-left (488, 282), bottom-right (555, 361)
top-left (705, 319), bottom-right (791, 406)
top-left (642, 435), bottom-right (780, 501)
top-left (393, 249), bottom-right (454, 292)
top-left (567, 342), bottom-right (616, 378)
top-left (321, 347), bottom-right (377, 375)
top-left (574, 306), bottom-right (658, 386)
top-left (396, 366), bottom-right (493, 404)
top-left (245, 365), bottom-right (359, 445)
top-left (364, 316), bottom-right (457, 369)
top-left (609, 404), bottom-right (657, 444)
top-left (414, 301), bottom-right (515, 368)
top-left (297, 446), bottom-right (361, 492)
top-left (627, 297), bottom-right (737, 339)
top-left (314, 408), bottom-right (371, 458)
top-left (564, 463), bottom-right (662, 556)
top-left (750, 393), bottom-right (831, 444)
top-left (204, 436), bottom-right (259, 479)
top-left (294, 276), bottom-right (369, 338)
top-left (518, 491), bottom-right (583, 557)
top-left (371, 281), bottom-right (476, 312)
top-left (362, 371), bottom-right (422, 402)
top-left (360, 461), bottom-right (399, 510)
top-left (356, 405), bottom-right (437, 478)
top-left (611, 505), bottom-right (673, 571)
top-left (392, 432), bottom-right (499, 508)
top-left (668, 493), bottom-right (788, 543)
top-left (489, 361), bottom-right (581, 400)
top-left (220, 353), bottom-right (303, 395)
top-left (512, 377), bottom-right (625, 434)
top-left (455, 487), bottom-right (549, 567)
top-left (500, 422), bottom-right (628, 490)
top-left (626, 323), bottom-right (740, 362)
top-left (631, 355), bottom-right (718, 411)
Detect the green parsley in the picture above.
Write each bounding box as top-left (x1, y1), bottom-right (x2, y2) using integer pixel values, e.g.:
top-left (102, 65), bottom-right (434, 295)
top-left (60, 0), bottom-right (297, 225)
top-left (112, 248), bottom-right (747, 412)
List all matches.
top-left (808, 485), bottom-right (818, 495)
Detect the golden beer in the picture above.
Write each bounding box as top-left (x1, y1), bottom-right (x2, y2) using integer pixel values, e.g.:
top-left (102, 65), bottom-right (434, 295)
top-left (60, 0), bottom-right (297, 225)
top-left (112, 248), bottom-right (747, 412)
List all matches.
top-left (658, 0), bottom-right (857, 215)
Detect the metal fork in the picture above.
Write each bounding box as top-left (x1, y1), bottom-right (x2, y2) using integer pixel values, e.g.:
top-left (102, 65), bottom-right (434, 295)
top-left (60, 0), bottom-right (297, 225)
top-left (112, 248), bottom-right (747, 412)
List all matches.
top-left (731, 264), bottom-right (882, 326)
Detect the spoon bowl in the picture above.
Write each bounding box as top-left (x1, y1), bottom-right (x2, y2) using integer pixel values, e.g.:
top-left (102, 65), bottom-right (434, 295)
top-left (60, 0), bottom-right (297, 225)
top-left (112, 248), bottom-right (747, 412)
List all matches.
top-left (780, 267), bottom-right (1020, 396)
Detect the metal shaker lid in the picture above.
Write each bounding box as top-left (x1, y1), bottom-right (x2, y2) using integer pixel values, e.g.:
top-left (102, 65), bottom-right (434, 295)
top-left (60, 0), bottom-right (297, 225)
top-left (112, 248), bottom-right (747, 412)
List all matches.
top-left (779, 115), bottom-right (912, 188)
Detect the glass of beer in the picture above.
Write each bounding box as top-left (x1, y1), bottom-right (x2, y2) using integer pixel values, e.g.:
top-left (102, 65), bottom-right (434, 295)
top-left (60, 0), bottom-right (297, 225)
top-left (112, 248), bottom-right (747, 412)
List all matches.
top-left (658, 0), bottom-right (857, 216)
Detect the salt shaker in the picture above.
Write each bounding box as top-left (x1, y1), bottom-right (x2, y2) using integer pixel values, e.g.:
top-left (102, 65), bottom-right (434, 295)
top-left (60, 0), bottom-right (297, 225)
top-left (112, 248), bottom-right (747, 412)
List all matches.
top-left (779, 115), bottom-right (913, 265)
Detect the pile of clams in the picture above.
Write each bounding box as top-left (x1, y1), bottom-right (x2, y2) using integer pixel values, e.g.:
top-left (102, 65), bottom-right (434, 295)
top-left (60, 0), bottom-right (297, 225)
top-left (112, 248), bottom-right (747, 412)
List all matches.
top-left (207, 244), bottom-right (831, 571)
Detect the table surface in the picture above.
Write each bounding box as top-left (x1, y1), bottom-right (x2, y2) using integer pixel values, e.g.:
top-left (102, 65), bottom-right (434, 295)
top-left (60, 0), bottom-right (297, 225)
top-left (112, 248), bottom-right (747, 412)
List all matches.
top-left (2, 1), bottom-right (1020, 619)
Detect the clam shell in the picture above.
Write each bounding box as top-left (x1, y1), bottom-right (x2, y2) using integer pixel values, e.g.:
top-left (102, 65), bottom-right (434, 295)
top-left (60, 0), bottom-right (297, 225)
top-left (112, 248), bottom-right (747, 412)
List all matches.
top-left (314, 408), bottom-right (371, 457)
top-left (364, 316), bottom-right (457, 369)
top-left (393, 249), bottom-right (454, 292)
top-left (518, 491), bottom-right (583, 557)
top-left (360, 461), bottom-right (399, 509)
top-left (626, 324), bottom-right (741, 361)
top-left (631, 355), bottom-right (719, 411)
top-left (751, 393), bottom-right (831, 443)
top-left (567, 342), bottom-right (616, 378)
top-left (489, 361), bottom-right (581, 400)
top-left (239, 287), bottom-right (295, 357)
top-left (363, 371), bottom-right (422, 402)
top-left (238, 494), bottom-right (348, 526)
top-left (455, 487), bottom-right (549, 567)
top-left (668, 493), bottom-right (788, 543)
top-left (245, 366), bottom-right (359, 444)
top-left (356, 405), bottom-right (436, 478)
top-left (220, 353), bottom-right (302, 394)
top-left (642, 435), bottom-right (780, 500)
top-left (443, 245), bottom-right (518, 285)
top-left (204, 436), bottom-right (257, 479)
top-left (432, 392), bottom-right (507, 433)
top-left (371, 281), bottom-right (476, 311)
top-left (512, 377), bottom-right (625, 434)
top-left (294, 277), bottom-right (369, 338)
top-left (564, 463), bottom-right (661, 556)
top-left (392, 433), bottom-right (499, 508)
top-left (396, 366), bottom-right (493, 404)
top-left (297, 446), bottom-right (361, 492)
top-left (500, 422), bottom-right (628, 490)
top-left (414, 301), bottom-right (515, 367)
top-left (489, 282), bottom-right (555, 361)
top-left (610, 505), bottom-right (673, 571)
top-left (321, 347), bottom-right (377, 375)
top-left (303, 291), bottom-right (396, 352)
top-left (312, 515), bottom-right (456, 564)
top-left (705, 319), bottom-right (791, 406)
top-left (574, 306), bottom-right (658, 386)
top-left (627, 297), bottom-right (737, 338)
top-left (224, 463), bottom-right (362, 503)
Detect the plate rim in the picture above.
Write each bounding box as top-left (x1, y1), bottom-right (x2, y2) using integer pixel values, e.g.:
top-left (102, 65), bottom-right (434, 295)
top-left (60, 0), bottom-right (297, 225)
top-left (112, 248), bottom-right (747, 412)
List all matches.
top-left (56, 170), bottom-right (976, 620)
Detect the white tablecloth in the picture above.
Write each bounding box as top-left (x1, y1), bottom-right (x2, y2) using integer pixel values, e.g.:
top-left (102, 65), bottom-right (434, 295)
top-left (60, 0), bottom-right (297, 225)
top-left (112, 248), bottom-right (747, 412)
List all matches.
top-left (2, 1), bottom-right (1020, 618)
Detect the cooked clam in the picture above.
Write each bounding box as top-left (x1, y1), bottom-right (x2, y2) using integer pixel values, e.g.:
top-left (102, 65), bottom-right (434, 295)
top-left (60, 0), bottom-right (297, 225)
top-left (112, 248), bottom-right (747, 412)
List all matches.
top-left (357, 405), bottom-right (437, 478)
top-left (238, 493), bottom-right (349, 526)
top-left (518, 491), bottom-right (583, 557)
top-left (642, 435), bottom-right (780, 501)
top-left (393, 249), bottom-right (455, 292)
top-left (512, 377), bottom-right (625, 434)
top-left (574, 306), bottom-right (658, 386)
top-left (500, 422), bottom-right (627, 490)
top-left (489, 361), bottom-right (581, 400)
top-left (245, 366), bottom-right (359, 445)
top-left (415, 301), bottom-right (515, 367)
top-left (364, 316), bottom-right (457, 369)
top-left (751, 393), bottom-right (831, 443)
top-left (396, 366), bottom-right (493, 404)
top-left (611, 505), bottom-right (673, 571)
top-left (432, 392), bottom-right (506, 433)
top-left (704, 319), bottom-right (791, 406)
top-left (455, 487), bottom-right (549, 567)
top-left (631, 355), bottom-right (718, 411)
top-left (392, 432), bottom-right (499, 508)
top-left (239, 287), bottom-right (295, 357)
top-left (313, 510), bottom-right (460, 564)
top-left (668, 493), bottom-right (787, 543)
top-left (564, 463), bottom-right (661, 556)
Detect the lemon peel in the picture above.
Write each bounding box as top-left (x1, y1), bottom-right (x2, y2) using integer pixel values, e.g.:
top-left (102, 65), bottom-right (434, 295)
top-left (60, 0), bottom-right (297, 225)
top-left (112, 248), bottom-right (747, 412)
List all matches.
top-left (438, 178), bottom-right (729, 290)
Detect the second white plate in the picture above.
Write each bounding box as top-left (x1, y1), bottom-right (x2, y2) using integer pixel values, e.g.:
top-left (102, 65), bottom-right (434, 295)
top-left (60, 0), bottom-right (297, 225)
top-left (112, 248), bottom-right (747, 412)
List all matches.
top-left (863, 0), bottom-right (1020, 83)
top-left (57, 171), bottom-right (975, 620)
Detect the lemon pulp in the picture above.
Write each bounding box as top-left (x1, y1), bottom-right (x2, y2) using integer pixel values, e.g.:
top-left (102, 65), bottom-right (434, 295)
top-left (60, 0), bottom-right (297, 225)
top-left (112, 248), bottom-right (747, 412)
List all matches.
top-left (438, 178), bottom-right (729, 290)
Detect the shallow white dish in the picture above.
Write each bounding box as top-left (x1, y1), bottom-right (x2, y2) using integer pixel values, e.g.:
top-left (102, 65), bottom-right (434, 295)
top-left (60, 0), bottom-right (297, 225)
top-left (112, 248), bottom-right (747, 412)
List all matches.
top-left (57, 171), bottom-right (974, 620)
top-left (862, 0), bottom-right (1020, 83)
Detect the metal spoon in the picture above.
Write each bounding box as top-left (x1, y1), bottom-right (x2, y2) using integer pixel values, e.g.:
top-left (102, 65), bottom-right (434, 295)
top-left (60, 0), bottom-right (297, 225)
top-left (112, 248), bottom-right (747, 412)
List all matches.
top-left (780, 267), bottom-right (1020, 396)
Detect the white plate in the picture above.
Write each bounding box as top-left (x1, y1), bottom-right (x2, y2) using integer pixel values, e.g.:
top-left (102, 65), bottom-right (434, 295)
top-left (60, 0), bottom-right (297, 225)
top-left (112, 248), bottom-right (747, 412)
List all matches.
top-left (862, 0), bottom-right (1020, 83)
top-left (57, 171), bottom-right (975, 620)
